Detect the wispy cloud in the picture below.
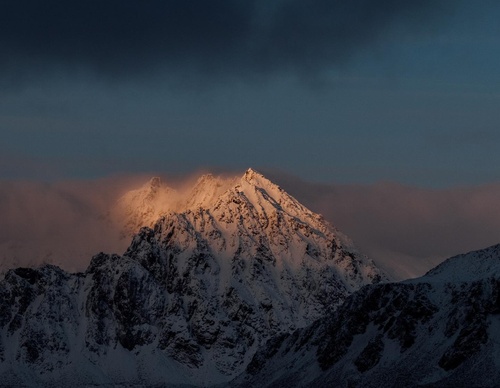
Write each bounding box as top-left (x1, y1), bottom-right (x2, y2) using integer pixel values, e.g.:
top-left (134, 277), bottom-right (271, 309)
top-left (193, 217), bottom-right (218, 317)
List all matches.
top-left (0, 176), bottom-right (139, 271)
top-left (266, 170), bottom-right (500, 278)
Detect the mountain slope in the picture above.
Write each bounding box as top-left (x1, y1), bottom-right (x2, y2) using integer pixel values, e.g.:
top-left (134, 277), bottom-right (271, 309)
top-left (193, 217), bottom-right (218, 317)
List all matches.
top-left (0, 168), bottom-right (385, 386)
top-left (235, 244), bottom-right (500, 387)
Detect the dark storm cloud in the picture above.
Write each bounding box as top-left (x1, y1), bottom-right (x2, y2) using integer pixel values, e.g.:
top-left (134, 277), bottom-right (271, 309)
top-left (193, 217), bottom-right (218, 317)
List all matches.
top-left (0, 0), bottom-right (447, 83)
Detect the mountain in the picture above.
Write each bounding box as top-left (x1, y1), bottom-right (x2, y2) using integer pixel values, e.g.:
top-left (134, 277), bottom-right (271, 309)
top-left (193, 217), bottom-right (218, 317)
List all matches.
top-left (234, 244), bottom-right (500, 387)
top-left (0, 168), bottom-right (385, 386)
top-left (112, 176), bottom-right (177, 238)
top-left (112, 173), bottom-right (238, 238)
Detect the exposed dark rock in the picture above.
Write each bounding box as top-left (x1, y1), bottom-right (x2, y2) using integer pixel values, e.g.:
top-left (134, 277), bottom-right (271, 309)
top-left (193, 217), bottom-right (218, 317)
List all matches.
top-left (354, 334), bottom-right (384, 372)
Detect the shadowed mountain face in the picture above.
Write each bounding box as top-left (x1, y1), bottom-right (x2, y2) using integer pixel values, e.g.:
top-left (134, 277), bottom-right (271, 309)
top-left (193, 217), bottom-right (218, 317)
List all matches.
top-left (234, 244), bottom-right (500, 388)
top-left (0, 169), bottom-right (384, 386)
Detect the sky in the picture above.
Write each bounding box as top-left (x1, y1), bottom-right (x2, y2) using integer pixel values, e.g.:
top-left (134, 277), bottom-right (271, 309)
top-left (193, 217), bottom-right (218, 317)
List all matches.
top-left (2, 0), bottom-right (500, 185)
top-left (1, 1), bottom-right (500, 276)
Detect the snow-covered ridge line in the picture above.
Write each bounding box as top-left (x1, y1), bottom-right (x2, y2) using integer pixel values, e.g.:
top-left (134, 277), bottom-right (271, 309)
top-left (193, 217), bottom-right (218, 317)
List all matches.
top-left (409, 243), bottom-right (500, 284)
top-left (234, 242), bottom-right (500, 387)
top-left (115, 168), bottom-right (357, 250)
top-left (112, 170), bottom-right (239, 237)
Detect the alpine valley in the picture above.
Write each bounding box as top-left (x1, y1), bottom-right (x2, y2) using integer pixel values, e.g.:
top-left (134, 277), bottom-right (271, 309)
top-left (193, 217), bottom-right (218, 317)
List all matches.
top-left (0, 169), bottom-right (499, 387)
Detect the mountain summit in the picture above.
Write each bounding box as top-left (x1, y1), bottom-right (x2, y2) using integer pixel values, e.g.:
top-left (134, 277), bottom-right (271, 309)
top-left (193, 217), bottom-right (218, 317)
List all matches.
top-left (0, 169), bottom-right (386, 386)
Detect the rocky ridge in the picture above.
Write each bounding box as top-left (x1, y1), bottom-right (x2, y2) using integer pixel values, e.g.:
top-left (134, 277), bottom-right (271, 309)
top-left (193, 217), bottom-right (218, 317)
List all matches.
top-left (234, 244), bottom-right (500, 387)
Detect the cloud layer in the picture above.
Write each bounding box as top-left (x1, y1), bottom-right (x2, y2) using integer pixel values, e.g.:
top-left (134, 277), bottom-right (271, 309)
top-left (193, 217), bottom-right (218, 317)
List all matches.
top-left (2, 171), bottom-right (500, 280)
top-left (0, 176), bottom-right (142, 272)
top-left (0, 0), bottom-right (446, 83)
top-left (268, 172), bottom-right (500, 278)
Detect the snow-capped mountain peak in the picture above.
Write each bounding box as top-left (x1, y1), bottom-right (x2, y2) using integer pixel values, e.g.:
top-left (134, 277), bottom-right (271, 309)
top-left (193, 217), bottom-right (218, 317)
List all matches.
top-left (114, 169), bottom-right (380, 287)
top-left (112, 176), bottom-right (177, 237)
top-left (148, 176), bottom-right (162, 189)
top-left (241, 167), bottom-right (271, 186)
top-left (0, 169), bottom-right (386, 386)
top-left (181, 172), bottom-right (237, 211)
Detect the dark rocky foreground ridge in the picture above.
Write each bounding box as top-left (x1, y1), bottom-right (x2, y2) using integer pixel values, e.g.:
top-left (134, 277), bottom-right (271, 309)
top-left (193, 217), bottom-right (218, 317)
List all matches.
top-left (234, 244), bottom-right (500, 387)
top-left (0, 170), bottom-right (384, 386)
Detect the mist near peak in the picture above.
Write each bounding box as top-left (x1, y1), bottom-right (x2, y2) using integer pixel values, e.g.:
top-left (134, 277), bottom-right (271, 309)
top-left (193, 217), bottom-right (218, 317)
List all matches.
top-left (2, 170), bottom-right (500, 280)
top-left (267, 171), bottom-right (500, 279)
top-left (111, 172), bottom-right (240, 237)
top-left (0, 170), bottom-right (243, 272)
